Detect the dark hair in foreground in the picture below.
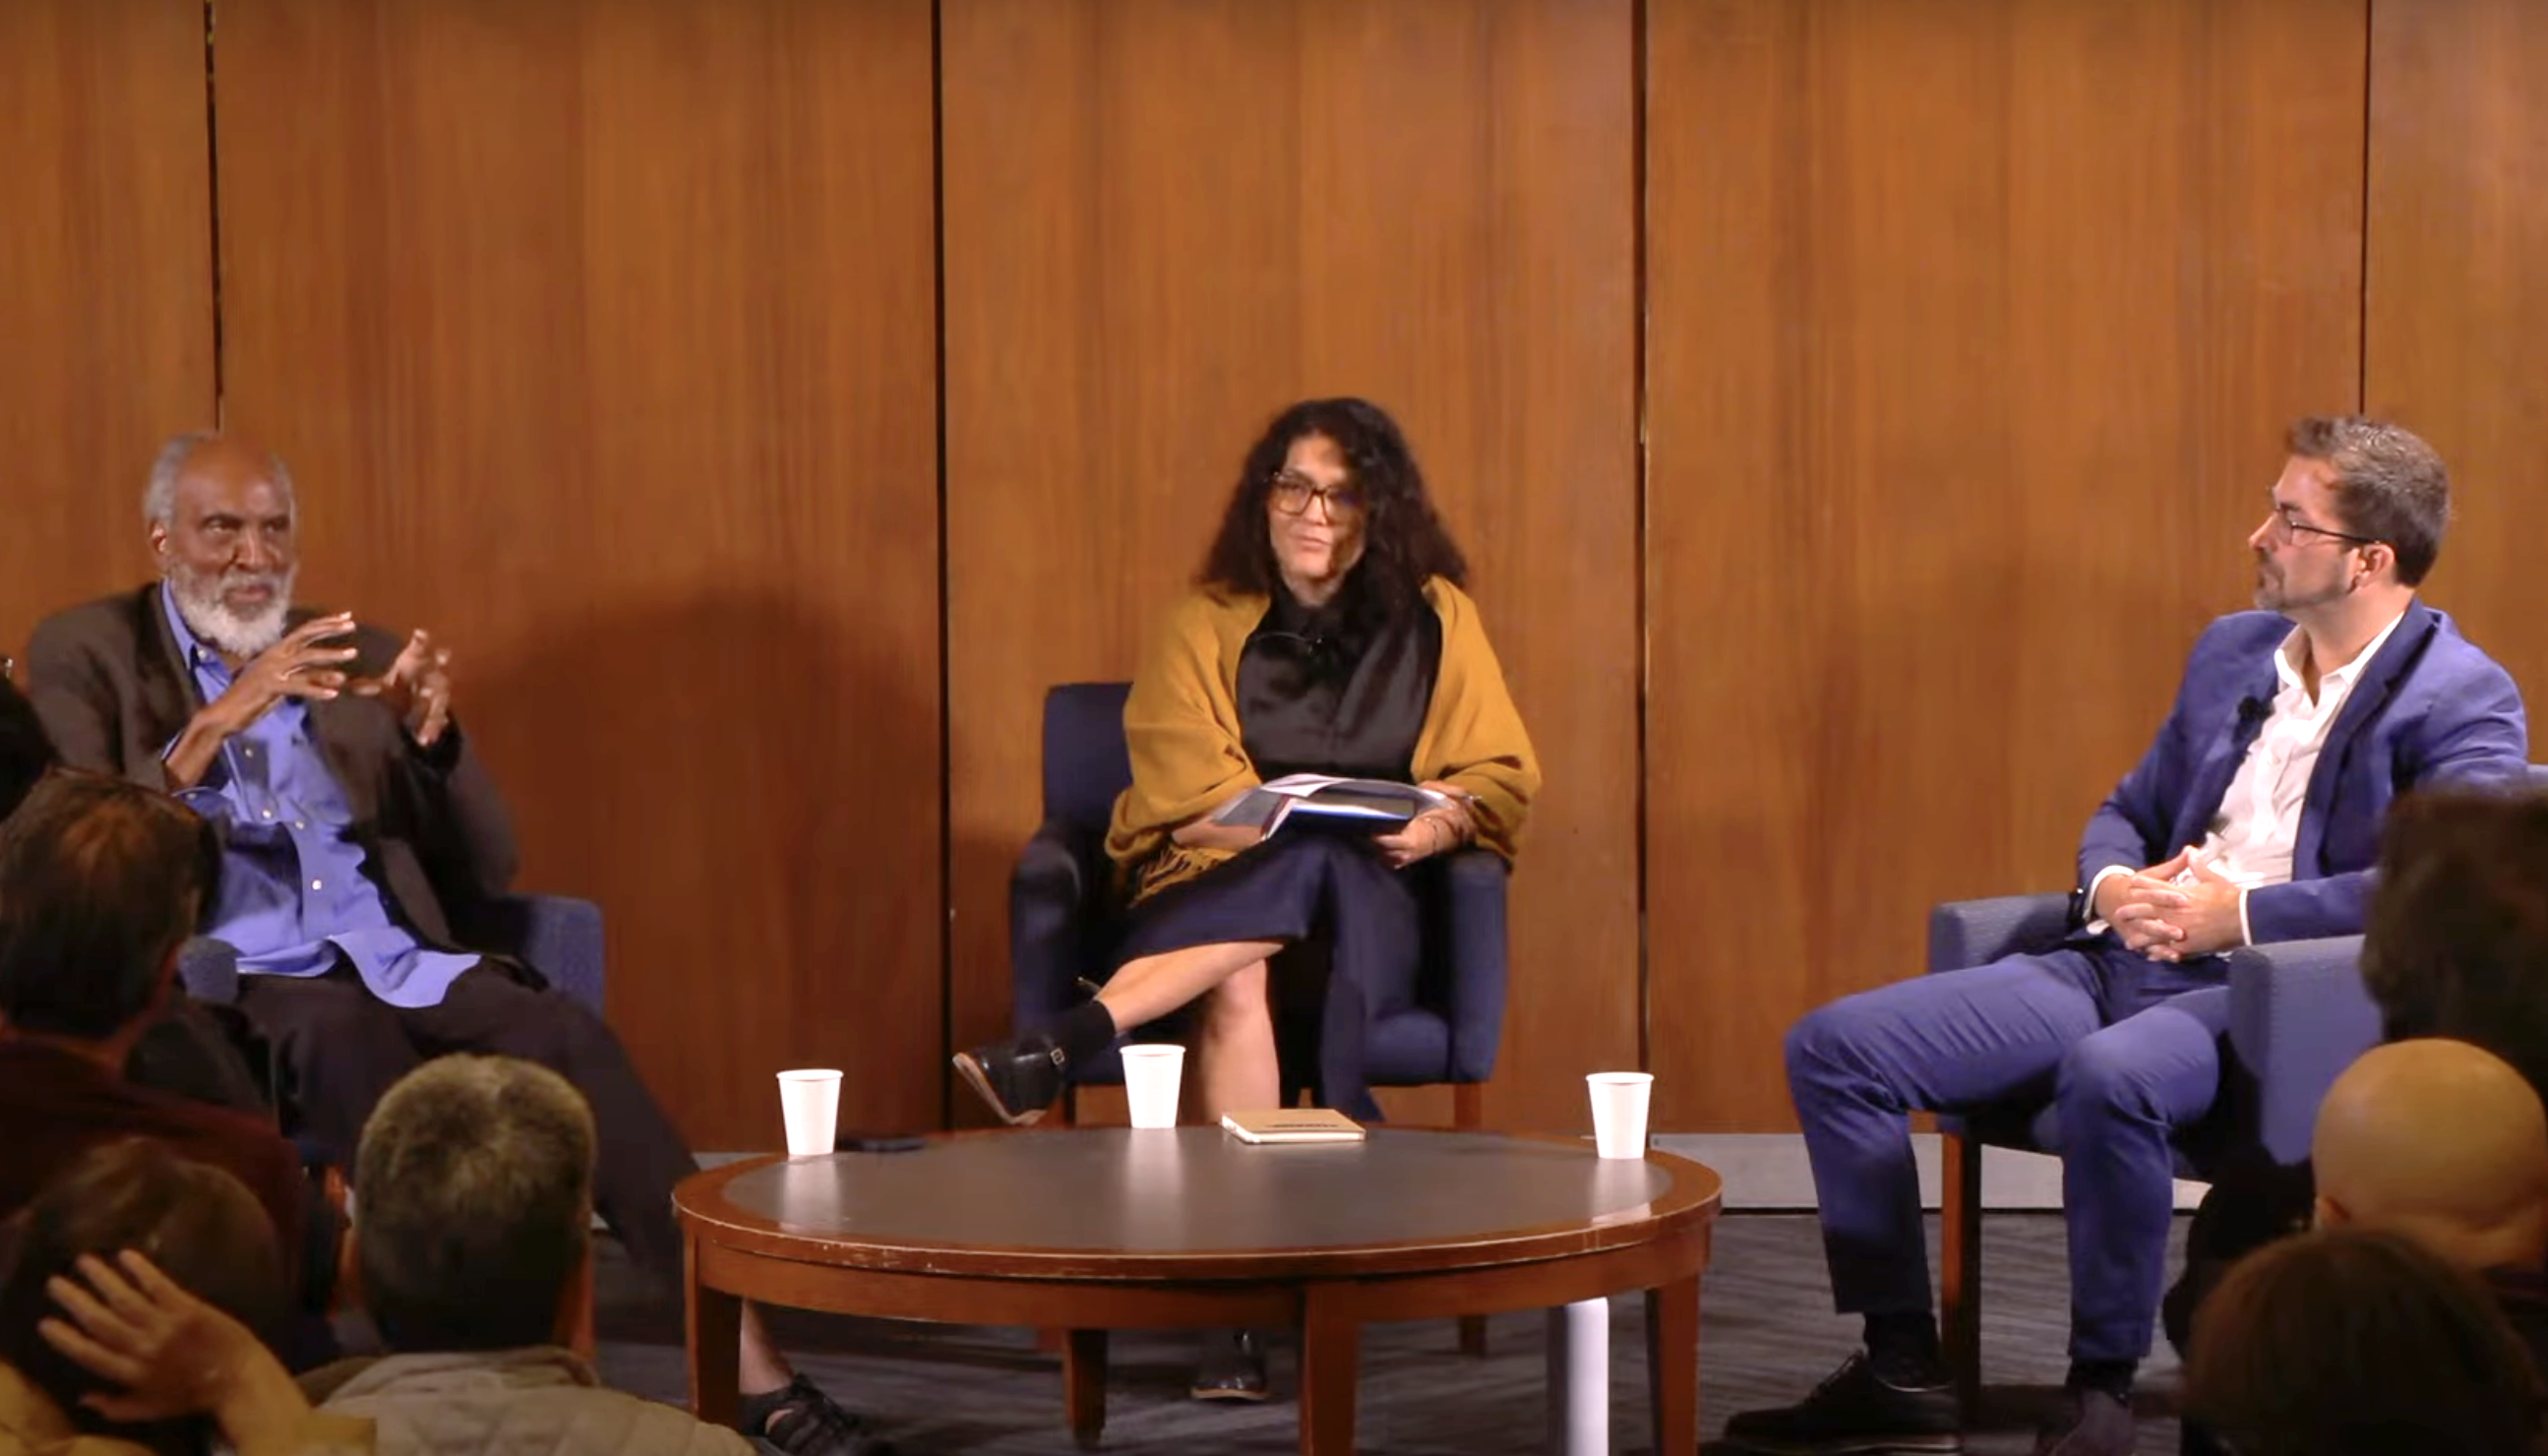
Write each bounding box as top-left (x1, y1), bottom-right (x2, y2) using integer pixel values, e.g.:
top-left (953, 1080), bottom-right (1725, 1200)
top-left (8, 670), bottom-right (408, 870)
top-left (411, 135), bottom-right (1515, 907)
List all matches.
top-left (2184, 1227), bottom-right (2545, 1456)
top-left (2362, 788), bottom-right (2548, 1101)
top-left (0, 1138), bottom-right (286, 1453)
top-left (0, 677), bottom-right (56, 825)
top-left (356, 1055), bottom-right (596, 1353)
top-left (1199, 396), bottom-right (1469, 622)
top-left (0, 770), bottom-right (219, 1039)
top-left (2286, 413), bottom-right (2451, 587)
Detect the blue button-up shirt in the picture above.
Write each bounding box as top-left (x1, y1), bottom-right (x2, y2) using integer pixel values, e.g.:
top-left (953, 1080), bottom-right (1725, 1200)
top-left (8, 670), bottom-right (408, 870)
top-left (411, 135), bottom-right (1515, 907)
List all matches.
top-left (161, 586), bottom-right (477, 1008)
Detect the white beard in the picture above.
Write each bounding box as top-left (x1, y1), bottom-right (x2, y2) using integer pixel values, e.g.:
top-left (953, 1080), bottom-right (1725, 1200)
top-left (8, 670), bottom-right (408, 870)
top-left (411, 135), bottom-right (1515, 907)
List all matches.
top-left (168, 566), bottom-right (296, 658)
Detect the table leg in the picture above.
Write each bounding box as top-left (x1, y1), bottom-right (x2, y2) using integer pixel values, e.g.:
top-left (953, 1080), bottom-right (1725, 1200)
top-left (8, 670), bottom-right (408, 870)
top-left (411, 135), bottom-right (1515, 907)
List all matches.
top-left (1063, 1328), bottom-right (1109, 1449)
top-left (1547, 1299), bottom-right (1610, 1456)
top-left (1299, 1289), bottom-right (1361, 1456)
top-left (684, 1238), bottom-right (742, 1427)
top-left (1646, 1276), bottom-right (1699, 1455)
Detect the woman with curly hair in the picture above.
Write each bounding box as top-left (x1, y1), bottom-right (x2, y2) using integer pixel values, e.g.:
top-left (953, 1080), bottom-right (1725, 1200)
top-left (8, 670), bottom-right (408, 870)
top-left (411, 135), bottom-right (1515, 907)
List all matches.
top-left (952, 397), bottom-right (1539, 1394)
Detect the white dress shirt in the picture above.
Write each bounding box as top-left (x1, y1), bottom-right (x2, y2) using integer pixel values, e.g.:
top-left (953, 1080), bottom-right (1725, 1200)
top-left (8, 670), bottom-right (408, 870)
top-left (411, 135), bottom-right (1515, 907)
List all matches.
top-left (2089, 610), bottom-right (2405, 946)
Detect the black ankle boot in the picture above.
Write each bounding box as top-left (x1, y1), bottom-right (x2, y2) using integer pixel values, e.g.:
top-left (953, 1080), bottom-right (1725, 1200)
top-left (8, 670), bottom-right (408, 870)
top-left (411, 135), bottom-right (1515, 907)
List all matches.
top-left (951, 1032), bottom-right (1068, 1125)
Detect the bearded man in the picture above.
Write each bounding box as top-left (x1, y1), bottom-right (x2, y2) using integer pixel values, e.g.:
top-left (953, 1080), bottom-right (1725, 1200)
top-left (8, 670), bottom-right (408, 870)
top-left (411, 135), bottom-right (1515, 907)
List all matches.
top-left (25, 433), bottom-right (894, 1456)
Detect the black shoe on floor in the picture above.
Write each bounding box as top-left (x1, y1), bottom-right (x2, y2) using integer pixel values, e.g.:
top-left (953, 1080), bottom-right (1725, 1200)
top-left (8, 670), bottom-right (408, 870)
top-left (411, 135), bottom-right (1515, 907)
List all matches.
top-left (738, 1372), bottom-right (894, 1456)
top-left (1189, 1328), bottom-right (1271, 1402)
top-left (951, 1032), bottom-right (1067, 1125)
top-left (2032, 1385), bottom-right (2134, 1456)
top-left (1721, 1352), bottom-right (1961, 1454)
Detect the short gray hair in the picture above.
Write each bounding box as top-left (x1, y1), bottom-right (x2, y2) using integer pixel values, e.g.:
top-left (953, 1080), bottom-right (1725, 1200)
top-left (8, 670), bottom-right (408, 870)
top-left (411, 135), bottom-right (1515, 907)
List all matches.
top-left (141, 431), bottom-right (296, 526)
top-left (355, 1055), bottom-right (596, 1353)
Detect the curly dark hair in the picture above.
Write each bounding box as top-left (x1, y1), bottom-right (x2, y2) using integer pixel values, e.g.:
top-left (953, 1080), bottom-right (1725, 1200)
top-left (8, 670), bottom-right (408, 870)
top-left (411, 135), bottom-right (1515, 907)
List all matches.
top-left (1198, 397), bottom-right (1469, 621)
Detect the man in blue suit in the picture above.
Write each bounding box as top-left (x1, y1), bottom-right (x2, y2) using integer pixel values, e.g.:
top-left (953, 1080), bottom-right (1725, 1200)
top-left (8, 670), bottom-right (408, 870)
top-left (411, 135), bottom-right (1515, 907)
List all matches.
top-left (1726, 416), bottom-right (2528, 1456)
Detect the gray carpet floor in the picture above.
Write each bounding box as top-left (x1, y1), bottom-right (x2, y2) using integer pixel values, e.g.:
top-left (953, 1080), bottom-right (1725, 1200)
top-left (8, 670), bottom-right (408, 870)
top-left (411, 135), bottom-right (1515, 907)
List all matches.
top-left (589, 1212), bottom-right (2190, 1455)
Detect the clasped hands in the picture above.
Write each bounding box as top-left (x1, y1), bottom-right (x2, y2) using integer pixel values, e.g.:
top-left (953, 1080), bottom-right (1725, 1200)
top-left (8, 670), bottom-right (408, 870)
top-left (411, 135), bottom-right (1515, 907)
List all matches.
top-left (2095, 846), bottom-right (2242, 962)
top-left (215, 614), bottom-right (455, 749)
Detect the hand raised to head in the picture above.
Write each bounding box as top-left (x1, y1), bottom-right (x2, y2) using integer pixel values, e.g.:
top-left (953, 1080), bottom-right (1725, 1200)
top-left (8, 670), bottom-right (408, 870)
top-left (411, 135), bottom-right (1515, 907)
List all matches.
top-left (38, 1251), bottom-right (267, 1424)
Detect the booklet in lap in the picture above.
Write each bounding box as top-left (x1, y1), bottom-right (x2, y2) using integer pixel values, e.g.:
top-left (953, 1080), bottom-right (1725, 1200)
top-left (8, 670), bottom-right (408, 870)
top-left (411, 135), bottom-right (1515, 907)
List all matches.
top-left (1210, 774), bottom-right (1453, 838)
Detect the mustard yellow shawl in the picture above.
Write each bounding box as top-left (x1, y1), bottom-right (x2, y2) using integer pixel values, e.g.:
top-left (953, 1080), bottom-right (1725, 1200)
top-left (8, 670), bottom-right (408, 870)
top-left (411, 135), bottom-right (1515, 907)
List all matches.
top-left (1105, 576), bottom-right (1541, 902)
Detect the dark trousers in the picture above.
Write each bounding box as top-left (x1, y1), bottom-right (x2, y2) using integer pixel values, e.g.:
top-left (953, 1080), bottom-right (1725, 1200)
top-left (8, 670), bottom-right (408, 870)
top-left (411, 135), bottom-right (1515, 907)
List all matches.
top-left (1786, 942), bottom-right (2230, 1363)
top-left (234, 962), bottom-right (697, 1290)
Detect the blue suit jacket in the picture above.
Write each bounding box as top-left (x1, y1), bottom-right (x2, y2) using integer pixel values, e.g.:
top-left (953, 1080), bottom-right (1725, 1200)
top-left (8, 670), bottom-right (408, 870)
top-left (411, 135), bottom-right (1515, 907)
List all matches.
top-left (2078, 601), bottom-right (2527, 944)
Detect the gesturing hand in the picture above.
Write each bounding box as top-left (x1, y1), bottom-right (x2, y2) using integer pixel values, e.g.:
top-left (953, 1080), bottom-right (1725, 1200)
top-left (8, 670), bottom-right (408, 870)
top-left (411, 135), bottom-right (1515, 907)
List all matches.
top-left (350, 628), bottom-right (454, 748)
top-left (210, 612), bottom-right (359, 734)
top-left (38, 1250), bottom-right (273, 1424)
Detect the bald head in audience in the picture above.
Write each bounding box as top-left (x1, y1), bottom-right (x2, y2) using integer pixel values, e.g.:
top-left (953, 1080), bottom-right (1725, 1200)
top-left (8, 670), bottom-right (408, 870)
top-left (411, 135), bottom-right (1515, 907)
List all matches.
top-left (2314, 1038), bottom-right (2548, 1272)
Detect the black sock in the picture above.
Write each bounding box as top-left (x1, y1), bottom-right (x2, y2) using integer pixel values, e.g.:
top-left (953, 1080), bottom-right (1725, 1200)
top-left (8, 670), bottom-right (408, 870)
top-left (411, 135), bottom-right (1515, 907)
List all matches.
top-left (1862, 1312), bottom-right (1941, 1385)
top-left (2066, 1359), bottom-right (2136, 1398)
top-left (1053, 1000), bottom-right (1122, 1065)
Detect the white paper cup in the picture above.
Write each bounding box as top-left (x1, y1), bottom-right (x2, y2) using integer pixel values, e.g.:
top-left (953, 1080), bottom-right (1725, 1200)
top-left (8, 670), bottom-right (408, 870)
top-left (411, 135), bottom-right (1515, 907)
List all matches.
top-left (1587, 1071), bottom-right (1654, 1159)
top-left (1120, 1044), bottom-right (1186, 1129)
top-left (777, 1069), bottom-right (843, 1157)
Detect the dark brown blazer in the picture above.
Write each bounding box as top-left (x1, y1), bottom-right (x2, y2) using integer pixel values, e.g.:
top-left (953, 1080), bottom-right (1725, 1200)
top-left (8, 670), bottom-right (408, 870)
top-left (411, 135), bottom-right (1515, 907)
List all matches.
top-left (26, 584), bottom-right (517, 951)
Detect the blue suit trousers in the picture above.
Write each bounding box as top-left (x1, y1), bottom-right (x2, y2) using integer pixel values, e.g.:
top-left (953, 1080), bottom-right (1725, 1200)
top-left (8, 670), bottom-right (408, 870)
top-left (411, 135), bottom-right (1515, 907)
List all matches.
top-left (1786, 942), bottom-right (2229, 1363)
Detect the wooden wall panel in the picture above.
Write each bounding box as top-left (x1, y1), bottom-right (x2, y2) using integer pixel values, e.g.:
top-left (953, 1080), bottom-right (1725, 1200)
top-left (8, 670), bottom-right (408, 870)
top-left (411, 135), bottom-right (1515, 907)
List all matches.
top-left (212, 0), bottom-right (941, 1148)
top-left (941, 0), bottom-right (1641, 1131)
top-left (0, 0), bottom-right (212, 655)
top-left (2365, 0), bottom-right (2548, 699)
top-left (1645, 0), bottom-right (2368, 1128)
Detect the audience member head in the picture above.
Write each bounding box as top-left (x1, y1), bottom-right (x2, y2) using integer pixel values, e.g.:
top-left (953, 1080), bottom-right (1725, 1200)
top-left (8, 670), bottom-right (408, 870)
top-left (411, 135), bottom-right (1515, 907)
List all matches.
top-left (2314, 1039), bottom-right (2548, 1272)
top-left (2282, 414), bottom-right (2451, 587)
top-left (0, 771), bottom-right (218, 1053)
top-left (2185, 1227), bottom-right (2545, 1456)
top-left (143, 431), bottom-right (300, 659)
top-left (2362, 788), bottom-right (2548, 1099)
top-left (0, 1137), bottom-right (286, 1450)
top-left (355, 1055), bottom-right (595, 1353)
top-left (0, 676), bottom-right (56, 826)
top-left (1199, 396), bottom-right (1468, 620)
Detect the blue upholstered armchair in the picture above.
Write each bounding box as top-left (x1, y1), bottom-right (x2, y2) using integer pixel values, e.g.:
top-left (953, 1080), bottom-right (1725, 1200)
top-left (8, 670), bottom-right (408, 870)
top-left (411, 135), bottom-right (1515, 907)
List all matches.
top-left (1009, 682), bottom-right (1511, 1126)
top-left (1926, 761), bottom-right (2548, 1409)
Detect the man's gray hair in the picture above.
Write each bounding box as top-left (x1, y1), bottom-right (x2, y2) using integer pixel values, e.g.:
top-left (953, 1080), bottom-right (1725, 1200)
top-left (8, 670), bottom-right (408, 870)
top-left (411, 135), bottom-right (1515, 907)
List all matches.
top-left (355, 1055), bottom-right (597, 1353)
top-left (141, 431), bottom-right (296, 526)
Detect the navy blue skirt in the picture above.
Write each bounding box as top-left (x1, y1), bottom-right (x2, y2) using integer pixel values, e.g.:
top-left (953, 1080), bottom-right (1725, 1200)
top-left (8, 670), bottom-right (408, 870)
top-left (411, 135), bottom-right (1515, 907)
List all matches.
top-left (1111, 833), bottom-right (1421, 1120)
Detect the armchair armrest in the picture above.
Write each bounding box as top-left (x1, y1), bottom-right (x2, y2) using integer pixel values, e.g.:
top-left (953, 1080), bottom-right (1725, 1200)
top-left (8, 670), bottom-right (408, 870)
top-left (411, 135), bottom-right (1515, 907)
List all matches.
top-left (1010, 819), bottom-right (1109, 1032)
top-left (469, 893), bottom-right (607, 1015)
top-left (1438, 848), bottom-right (1510, 1084)
top-left (2224, 935), bottom-right (2377, 1166)
top-left (177, 936), bottom-right (242, 1004)
top-left (1927, 892), bottom-right (2074, 973)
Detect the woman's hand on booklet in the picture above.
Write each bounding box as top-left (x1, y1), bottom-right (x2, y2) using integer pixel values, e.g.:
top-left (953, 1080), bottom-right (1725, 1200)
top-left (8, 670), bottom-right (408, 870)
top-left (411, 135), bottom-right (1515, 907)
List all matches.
top-left (1372, 781), bottom-right (1477, 869)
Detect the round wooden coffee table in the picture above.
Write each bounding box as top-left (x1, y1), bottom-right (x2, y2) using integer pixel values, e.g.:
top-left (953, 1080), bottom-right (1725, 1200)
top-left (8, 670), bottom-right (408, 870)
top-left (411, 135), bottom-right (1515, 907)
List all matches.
top-left (674, 1126), bottom-right (1721, 1454)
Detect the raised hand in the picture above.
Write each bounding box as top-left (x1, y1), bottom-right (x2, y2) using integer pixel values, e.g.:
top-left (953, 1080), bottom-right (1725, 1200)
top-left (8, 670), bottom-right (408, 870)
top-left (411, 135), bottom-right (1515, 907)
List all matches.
top-left (350, 627), bottom-right (455, 747)
top-left (211, 612), bottom-right (359, 733)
